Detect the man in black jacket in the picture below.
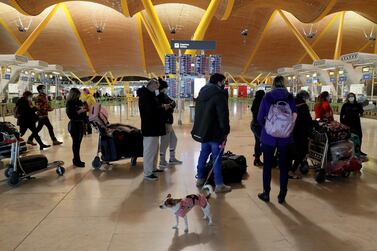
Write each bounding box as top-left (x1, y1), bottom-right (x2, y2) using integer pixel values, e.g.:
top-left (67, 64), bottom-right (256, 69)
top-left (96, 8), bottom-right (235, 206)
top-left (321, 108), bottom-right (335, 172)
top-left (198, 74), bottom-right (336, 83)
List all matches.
top-left (191, 73), bottom-right (231, 193)
top-left (138, 79), bottom-right (171, 181)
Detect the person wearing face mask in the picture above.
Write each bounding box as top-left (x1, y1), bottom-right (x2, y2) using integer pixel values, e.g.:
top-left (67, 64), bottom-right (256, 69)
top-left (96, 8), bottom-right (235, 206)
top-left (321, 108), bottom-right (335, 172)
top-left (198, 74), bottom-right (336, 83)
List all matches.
top-left (340, 93), bottom-right (366, 156)
top-left (192, 73), bottom-right (232, 193)
top-left (28, 85), bottom-right (62, 146)
top-left (137, 78), bottom-right (170, 181)
top-left (314, 91), bottom-right (334, 122)
top-left (15, 91), bottom-right (50, 150)
top-left (157, 78), bottom-right (182, 169)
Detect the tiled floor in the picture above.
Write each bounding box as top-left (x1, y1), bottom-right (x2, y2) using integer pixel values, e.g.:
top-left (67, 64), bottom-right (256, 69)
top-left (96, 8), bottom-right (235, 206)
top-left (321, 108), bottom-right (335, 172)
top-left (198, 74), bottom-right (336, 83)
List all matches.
top-left (1, 101), bottom-right (377, 251)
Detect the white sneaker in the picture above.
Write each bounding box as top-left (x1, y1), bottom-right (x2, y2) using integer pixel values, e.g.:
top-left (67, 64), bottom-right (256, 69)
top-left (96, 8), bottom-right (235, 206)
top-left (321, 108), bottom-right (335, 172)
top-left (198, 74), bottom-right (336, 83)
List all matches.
top-left (215, 184), bottom-right (232, 193)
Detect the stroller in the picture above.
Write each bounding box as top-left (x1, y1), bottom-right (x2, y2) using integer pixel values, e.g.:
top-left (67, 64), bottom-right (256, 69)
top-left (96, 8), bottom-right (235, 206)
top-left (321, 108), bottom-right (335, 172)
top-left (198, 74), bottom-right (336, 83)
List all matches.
top-left (309, 120), bottom-right (362, 183)
top-left (89, 103), bottom-right (143, 169)
top-left (0, 123), bottom-right (65, 186)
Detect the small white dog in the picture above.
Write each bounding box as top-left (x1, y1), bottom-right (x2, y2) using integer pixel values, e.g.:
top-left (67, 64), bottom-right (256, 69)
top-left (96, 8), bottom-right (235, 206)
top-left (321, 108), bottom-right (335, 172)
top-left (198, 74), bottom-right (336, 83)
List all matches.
top-left (159, 185), bottom-right (213, 233)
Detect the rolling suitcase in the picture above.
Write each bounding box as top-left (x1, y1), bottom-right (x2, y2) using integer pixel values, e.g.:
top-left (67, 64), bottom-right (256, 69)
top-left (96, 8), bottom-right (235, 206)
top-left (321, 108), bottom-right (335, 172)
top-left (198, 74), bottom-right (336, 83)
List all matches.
top-left (17, 154), bottom-right (48, 174)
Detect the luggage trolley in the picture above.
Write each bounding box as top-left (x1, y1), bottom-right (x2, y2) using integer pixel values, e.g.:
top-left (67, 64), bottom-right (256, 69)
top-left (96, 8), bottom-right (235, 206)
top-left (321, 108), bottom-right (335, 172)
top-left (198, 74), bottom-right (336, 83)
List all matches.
top-left (2, 132), bottom-right (65, 186)
top-left (91, 126), bottom-right (140, 169)
top-left (308, 129), bottom-right (329, 183)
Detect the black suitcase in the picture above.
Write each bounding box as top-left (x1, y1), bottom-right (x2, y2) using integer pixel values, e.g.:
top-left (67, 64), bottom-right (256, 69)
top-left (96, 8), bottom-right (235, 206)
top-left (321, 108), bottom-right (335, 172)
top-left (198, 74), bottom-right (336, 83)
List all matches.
top-left (17, 154), bottom-right (48, 174)
top-left (204, 151), bottom-right (247, 185)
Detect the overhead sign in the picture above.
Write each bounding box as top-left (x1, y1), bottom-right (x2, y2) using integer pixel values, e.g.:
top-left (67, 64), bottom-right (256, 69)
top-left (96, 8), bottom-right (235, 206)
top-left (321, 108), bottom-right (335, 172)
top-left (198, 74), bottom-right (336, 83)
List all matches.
top-left (171, 40), bottom-right (216, 50)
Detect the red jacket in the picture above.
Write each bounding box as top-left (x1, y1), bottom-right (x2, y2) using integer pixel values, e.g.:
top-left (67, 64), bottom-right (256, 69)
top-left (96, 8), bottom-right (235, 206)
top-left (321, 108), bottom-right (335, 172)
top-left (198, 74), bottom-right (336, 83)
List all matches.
top-left (35, 93), bottom-right (53, 117)
top-left (314, 101), bottom-right (334, 121)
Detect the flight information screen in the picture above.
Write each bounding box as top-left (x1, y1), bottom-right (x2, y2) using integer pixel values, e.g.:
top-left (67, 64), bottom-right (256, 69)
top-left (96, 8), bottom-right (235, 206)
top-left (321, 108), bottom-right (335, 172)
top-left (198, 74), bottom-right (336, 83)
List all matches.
top-left (209, 55), bottom-right (221, 75)
top-left (165, 54), bottom-right (177, 75)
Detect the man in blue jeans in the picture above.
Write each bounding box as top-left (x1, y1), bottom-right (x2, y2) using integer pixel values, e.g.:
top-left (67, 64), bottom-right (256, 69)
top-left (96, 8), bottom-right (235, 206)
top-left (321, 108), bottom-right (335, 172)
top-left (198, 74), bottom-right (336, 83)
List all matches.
top-left (191, 73), bottom-right (231, 193)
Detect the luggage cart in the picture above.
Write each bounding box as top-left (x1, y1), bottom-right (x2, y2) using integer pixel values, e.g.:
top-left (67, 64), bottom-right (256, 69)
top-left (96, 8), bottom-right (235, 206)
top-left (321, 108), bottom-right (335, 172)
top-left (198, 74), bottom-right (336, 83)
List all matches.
top-left (308, 129), bottom-right (329, 183)
top-left (2, 133), bottom-right (65, 186)
top-left (92, 129), bottom-right (138, 169)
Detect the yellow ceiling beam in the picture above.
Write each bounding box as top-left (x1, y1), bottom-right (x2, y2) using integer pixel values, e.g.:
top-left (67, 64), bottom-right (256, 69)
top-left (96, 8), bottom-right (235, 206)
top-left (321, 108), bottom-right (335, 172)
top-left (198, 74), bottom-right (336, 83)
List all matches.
top-left (136, 13), bottom-right (147, 73)
top-left (16, 4), bottom-right (60, 56)
top-left (121, 0), bottom-right (131, 17)
top-left (375, 33), bottom-right (377, 54)
top-left (251, 73), bottom-right (263, 84)
top-left (140, 0), bottom-right (172, 56)
top-left (9, 0), bottom-right (30, 15)
top-left (333, 11), bottom-right (345, 60)
top-left (278, 10), bottom-right (320, 62)
top-left (186, 0), bottom-right (221, 55)
top-left (312, 0), bottom-right (337, 23)
top-left (70, 72), bottom-right (85, 85)
top-left (105, 76), bottom-right (112, 86)
top-left (138, 12), bottom-right (165, 64)
top-left (61, 3), bottom-right (96, 74)
top-left (238, 76), bottom-right (249, 84)
top-left (0, 17), bottom-right (33, 59)
top-left (297, 13), bottom-right (341, 63)
top-left (242, 10), bottom-right (278, 75)
top-left (358, 41), bottom-right (373, 52)
top-left (221, 0), bottom-right (235, 21)
top-left (261, 73), bottom-right (271, 84)
top-left (225, 72), bottom-right (238, 84)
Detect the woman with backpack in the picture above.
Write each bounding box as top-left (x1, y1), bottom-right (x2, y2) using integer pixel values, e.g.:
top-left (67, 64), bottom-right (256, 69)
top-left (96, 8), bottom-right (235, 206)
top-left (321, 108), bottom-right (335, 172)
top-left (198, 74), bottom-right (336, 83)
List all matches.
top-left (16, 91), bottom-right (50, 150)
top-left (257, 76), bottom-right (297, 204)
top-left (250, 90), bottom-right (265, 167)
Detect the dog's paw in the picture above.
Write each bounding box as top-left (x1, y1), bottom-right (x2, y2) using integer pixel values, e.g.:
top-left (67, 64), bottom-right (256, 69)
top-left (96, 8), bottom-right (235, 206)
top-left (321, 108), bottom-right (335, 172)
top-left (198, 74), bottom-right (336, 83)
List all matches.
top-left (208, 221), bottom-right (214, 226)
top-left (184, 228), bottom-right (189, 233)
top-left (172, 226), bottom-right (178, 230)
top-left (202, 216), bottom-right (208, 220)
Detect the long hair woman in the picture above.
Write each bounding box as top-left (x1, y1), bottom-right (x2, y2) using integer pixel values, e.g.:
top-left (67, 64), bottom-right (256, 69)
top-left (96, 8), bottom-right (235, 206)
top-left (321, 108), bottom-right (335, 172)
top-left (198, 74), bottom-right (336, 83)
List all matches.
top-left (66, 88), bottom-right (87, 167)
top-left (250, 90), bottom-right (265, 167)
top-left (314, 91), bottom-right (334, 121)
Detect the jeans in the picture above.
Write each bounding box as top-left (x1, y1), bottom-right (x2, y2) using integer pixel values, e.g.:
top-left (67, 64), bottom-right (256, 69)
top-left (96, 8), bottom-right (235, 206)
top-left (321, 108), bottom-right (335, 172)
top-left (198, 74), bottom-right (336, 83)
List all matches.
top-left (262, 144), bottom-right (289, 194)
top-left (143, 136), bottom-right (159, 176)
top-left (29, 116), bottom-right (57, 142)
top-left (251, 123), bottom-right (262, 158)
top-left (68, 121), bottom-right (84, 162)
top-left (160, 124), bottom-right (177, 162)
top-left (196, 142), bottom-right (223, 186)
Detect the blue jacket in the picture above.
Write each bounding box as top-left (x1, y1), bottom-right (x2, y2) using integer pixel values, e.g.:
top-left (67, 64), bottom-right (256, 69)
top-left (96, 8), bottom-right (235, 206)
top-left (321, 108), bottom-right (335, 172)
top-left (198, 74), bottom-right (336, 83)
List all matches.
top-left (257, 88), bottom-right (297, 147)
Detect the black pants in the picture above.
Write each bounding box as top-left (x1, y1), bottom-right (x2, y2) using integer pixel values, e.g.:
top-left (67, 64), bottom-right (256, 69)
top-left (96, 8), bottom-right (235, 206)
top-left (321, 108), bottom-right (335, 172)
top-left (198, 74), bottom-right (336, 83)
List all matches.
top-left (20, 123), bottom-right (45, 147)
top-left (29, 116), bottom-right (57, 142)
top-left (84, 116), bottom-right (92, 134)
top-left (291, 139), bottom-right (309, 172)
top-left (262, 144), bottom-right (289, 194)
top-left (68, 121), bottom-right (84, 162)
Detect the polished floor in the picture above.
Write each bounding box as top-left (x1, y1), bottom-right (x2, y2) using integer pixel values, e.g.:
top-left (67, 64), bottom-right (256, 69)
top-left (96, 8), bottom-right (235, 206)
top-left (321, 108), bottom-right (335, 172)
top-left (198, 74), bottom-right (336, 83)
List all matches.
top-left (1, 101), bottom-right (377, 251)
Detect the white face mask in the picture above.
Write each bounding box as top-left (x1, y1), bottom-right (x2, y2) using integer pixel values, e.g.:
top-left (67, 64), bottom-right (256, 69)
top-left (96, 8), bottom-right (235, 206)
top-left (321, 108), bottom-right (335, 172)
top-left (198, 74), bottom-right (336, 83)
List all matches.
top-left (349, 97), bottom-right (355, 102)
top-left (161, 88), bottom-right (167, 93)
top-left (155, 90), bottom-right (160, 96)
top-left (27, 96), bottom-right (32, 101)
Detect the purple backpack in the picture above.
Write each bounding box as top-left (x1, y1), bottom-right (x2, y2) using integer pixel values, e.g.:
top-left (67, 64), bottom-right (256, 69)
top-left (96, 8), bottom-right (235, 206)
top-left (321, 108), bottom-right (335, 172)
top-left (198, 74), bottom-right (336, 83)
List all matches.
top-left (265, 100), bottom-right (294, 138)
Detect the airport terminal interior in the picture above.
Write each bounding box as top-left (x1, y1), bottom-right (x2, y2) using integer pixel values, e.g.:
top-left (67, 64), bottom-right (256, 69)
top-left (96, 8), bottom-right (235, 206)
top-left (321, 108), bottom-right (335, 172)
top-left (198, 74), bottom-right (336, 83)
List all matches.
top-left (1, 0), bottom-right (377, 250)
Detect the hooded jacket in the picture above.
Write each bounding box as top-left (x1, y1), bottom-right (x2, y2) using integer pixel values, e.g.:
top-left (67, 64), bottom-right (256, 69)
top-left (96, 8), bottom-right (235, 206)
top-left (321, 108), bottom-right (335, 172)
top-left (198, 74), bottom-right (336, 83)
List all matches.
top-left (257, 88), bottom-right (297, 146)
top-left (340, 101), bottom-right (363, 135)
top-left (293, 96), bottom-right (313, 145)
top-left (16, 97), bottom-right (38, 126)
top-left (191, 83), bottom-right (230, 143)
top-left (137, 86), bottom-right (166, 137)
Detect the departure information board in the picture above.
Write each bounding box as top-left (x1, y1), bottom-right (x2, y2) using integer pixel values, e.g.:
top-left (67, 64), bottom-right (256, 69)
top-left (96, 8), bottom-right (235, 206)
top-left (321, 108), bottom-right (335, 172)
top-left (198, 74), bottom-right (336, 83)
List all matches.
top-left (194, 55), bottom-right (206, 75)
top-left (180, 77), bottom-right (193, 98)
top-left (165, 54), bottom-right (177, 75)
top-left (179, 55), bottom-right (192, 75)
top-left (167, 78), bottom-right (177, 98)
top-left (208, 55), bottom-right (221, 75)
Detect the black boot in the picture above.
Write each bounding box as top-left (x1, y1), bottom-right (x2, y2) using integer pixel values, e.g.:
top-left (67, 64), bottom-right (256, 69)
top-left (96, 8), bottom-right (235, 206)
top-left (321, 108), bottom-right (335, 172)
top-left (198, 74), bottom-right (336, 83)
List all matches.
top-left (35, 136), bottom-right (50, 150)
top-left (258, 192), bottom-right (270, 203)
top-left (254, 158), bottom-right (263, 167)
top-left (278, 190), bottom-right (287, 204)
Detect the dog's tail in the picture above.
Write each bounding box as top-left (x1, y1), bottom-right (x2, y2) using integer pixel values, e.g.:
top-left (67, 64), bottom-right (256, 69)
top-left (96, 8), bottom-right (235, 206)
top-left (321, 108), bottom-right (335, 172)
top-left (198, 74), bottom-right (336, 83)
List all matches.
top-left (202, 184), bottom-right (213, 199)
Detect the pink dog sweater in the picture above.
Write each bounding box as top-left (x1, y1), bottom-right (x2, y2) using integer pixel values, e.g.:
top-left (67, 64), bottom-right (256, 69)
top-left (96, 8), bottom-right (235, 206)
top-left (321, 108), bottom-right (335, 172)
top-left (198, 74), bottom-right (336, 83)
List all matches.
top-left (175, 194), bottom-right (207, 217)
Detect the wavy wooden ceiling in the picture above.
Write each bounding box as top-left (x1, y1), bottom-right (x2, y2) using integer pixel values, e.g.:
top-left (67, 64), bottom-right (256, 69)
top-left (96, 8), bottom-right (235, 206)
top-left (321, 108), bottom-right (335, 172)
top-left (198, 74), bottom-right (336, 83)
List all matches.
top-left (0, 0), bottom-right (376, 78)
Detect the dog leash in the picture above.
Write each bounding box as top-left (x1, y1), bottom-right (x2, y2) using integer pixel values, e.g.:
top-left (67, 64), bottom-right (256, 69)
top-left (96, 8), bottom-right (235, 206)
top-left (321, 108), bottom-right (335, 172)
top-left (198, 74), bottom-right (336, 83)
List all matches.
top-left (202, 139), bottom-right (227, 188)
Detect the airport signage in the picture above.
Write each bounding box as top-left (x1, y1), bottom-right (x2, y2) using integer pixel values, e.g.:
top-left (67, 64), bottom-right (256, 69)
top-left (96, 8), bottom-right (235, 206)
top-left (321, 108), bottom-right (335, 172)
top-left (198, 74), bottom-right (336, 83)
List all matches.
top-left (363, 74), bottom-right (372, 80)
top-left (339, 76), bottom-right (347, 82)
top-left (4, 74), bottom-right (10, 80)
top-left (171, 40), bottom-right (216, 50)
top-left (330, 77), bottom-right (336, 83)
